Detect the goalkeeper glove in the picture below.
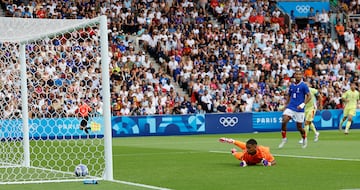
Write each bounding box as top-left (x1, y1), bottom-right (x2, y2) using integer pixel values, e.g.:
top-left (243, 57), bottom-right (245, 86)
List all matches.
top-left (261, 159), bottom-right (271, 167)
top-left (240, 161), bottom-right (247, 167)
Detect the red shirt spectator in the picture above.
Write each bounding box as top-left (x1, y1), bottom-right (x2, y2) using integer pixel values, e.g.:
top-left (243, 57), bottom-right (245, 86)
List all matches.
top-left (249, 15), bottom-right (257, 23)
top-left (226, 104), bottom-right (233, 113)
top-left (283, 74), bottom-right (291, 84)
top-left (210, 82), bottom-right (218, 90)
top-left (270, 16), bottom-right (279, 24)
top-left (355, 35), bottom-right (360, 50)
top-left (255, 14), bottom-right (264, 24)
top-left (166, 98), bottom-right (175, 109)
top-left (210, 0), bottom-right (219, 9)
top-left (305, 48), bottom-right (313, 59)
top-left (263, 62), bottom-right (271, 71)
top-left (183, 44), bottom-right (192, 56)
top-left (36, 8), bottom-right (46, 18)
top-left (277, 16), bottom-right (285, 27)
top-left (304, 36), bottom-right (315, 49)
top-left (336, 101), bottom-right (344, 109)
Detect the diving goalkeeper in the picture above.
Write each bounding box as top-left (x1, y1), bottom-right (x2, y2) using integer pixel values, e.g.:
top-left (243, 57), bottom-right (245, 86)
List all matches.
top-left (219, 137), bottom-right (276, 167)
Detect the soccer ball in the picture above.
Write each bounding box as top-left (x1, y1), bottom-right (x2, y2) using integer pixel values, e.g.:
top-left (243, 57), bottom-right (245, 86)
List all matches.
top-left (74, 164), bottom-right (89, 177)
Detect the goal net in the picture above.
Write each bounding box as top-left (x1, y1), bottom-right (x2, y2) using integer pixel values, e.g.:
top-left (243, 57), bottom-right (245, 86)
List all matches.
top-left (0, 16), bottom-right (113, 184)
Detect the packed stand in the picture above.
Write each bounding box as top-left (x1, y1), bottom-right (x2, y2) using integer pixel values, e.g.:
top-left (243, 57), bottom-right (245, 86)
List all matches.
top-left (136, 0), bottom-right (360, 113)
top-left (0, 0), bottom-right (360, 118)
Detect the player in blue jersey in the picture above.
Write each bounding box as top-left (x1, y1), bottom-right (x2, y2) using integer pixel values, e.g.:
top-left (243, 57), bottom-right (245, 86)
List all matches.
top-left (278, 67), bottom-right (311, 148)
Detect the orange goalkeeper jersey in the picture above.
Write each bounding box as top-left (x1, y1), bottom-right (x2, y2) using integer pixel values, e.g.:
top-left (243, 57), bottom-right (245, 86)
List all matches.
top-left (234, 141), bottom-right (275, 165)
top-left (242, 146), bottom-right (274, 165)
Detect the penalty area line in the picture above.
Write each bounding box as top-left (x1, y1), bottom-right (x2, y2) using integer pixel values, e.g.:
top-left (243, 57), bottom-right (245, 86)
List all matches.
top-left (111, 179), bottom-right (173, 190)
top-left (209, 151), bottom-right (360, 162)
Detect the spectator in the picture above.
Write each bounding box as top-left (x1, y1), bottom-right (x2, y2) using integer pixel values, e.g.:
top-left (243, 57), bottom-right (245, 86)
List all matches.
top-left (335, 22), bottom-right (345, 45)
top-left (319, 9), bottom-right (329, 32)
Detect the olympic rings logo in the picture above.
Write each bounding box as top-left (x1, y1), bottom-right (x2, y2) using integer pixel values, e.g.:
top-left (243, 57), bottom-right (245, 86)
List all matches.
top-left (219, 117), bottom-right (238, 127)
top-left (295, 5), bottom-right (310, 13)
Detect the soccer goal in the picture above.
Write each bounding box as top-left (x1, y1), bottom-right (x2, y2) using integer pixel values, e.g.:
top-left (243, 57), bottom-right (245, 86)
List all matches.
top-left (0, 16), bottom-right (113, 184)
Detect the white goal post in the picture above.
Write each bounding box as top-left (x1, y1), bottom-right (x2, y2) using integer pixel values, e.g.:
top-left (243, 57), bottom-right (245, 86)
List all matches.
top-left (0, 15), bottom-right (113, 184)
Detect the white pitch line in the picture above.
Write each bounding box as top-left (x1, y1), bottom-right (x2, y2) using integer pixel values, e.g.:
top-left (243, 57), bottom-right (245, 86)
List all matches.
top-left (111, 179), bottom-right (172, 190)
top-left (210, 151), bottom-right (360, 162)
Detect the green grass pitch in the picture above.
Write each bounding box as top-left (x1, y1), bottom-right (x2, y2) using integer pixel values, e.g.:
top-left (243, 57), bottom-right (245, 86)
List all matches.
top-left (3, 129), bottom-right (360, 190)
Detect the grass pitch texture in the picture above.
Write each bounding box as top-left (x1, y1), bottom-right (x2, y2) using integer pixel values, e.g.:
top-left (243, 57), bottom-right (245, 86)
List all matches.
top-left (3, 130), bottom-right (360, 190)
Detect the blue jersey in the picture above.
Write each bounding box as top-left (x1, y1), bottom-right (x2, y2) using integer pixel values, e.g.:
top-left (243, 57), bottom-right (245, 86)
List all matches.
top-left (287, 81), bottom-right (310, 112)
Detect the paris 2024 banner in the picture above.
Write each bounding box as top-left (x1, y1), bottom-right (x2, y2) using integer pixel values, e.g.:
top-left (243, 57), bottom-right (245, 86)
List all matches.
top-left (1, 110), bottom-right (358, 139)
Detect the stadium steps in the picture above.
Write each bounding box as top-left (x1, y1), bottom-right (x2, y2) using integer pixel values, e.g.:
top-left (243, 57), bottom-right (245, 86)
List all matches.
top-left (127, 34), bottom-right (188, 98)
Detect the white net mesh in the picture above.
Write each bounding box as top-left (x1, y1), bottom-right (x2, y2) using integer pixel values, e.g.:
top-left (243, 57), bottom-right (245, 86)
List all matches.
top-left (0, 17), bottom-right (98, 43)
top-left (0, 17), bottom-right (109, 184)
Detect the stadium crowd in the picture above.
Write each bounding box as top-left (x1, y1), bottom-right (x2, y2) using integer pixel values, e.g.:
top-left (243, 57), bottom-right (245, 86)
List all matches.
top-left (0, 0), bottom-right (360, 118)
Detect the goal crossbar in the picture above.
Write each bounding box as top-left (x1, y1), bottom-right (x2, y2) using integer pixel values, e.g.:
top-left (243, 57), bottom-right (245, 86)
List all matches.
top-left (0, 17), bottom-right (101, 44)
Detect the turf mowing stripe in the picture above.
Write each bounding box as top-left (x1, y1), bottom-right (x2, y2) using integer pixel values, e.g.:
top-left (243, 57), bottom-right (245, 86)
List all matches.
top-left (273, 154), bottom-right (360, 161)
top-left (113, 151), bottom-right (201, 157)
top-left (111, 179), bottom-right (172, 190)
top-left (209, 151), bottom-right (360, 162)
